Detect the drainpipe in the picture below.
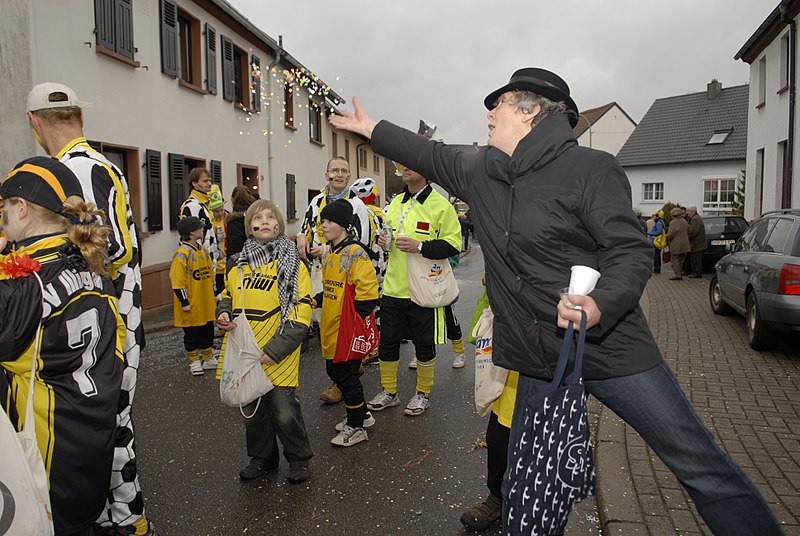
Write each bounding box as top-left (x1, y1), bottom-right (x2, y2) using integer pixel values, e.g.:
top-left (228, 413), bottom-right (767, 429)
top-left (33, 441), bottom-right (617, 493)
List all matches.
top-left (781, 3), bottom-right (796, 208)
top-left (265, 35), bottom-right (283, 203)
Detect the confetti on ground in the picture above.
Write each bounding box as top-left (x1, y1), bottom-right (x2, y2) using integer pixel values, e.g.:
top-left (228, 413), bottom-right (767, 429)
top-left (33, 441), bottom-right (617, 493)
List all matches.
top-left (403, 449), bottom-right (433, 468)
top-left (469, 432), bottom-right (487, 452)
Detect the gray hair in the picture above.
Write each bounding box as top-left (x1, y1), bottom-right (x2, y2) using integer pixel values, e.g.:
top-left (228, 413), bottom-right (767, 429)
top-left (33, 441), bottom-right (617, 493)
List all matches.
top-left (507, 90), bottom-right (569, 128)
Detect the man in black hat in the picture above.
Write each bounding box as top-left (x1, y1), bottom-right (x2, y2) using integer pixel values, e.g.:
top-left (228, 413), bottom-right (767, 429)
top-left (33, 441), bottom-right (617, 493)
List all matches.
top-left (330, 68), bottom-right (781, 535)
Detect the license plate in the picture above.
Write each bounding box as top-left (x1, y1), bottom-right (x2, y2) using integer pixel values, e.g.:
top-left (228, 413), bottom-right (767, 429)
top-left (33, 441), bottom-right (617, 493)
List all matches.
top-left (711, 239), bottom-right (735, 246)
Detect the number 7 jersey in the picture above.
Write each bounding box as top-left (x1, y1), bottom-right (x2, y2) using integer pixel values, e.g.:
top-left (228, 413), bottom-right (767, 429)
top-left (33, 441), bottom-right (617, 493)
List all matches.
top-left (0, 233), bottom-right (124, 534)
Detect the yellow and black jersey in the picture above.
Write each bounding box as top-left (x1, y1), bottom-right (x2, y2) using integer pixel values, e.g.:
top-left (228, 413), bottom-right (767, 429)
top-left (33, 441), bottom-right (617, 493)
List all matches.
top-left (170, 241), bottom-right (216, 327)
top-left (0, 233), bottom-right (124, 535)
top-left (319, 238), bottom-right (379, 360)
top-left (217, 261), bottom-right (312, 387)
top-left (180, 190), bottom-right (221, 263)
top-left (299, 190), bottom-right (371, 250)
top-left (383, 184), bottom-right (462, 298)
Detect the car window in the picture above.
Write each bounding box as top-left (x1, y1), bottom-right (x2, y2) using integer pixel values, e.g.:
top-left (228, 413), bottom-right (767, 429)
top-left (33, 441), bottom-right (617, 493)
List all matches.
top-left (704, 218), bottom-right (726, 234)
top-left (763, 218), bottom-right (793, 254)
top-left (724, 218), bottom-right (748, 233)
top-left (738, 219), bottom-right (774, 251)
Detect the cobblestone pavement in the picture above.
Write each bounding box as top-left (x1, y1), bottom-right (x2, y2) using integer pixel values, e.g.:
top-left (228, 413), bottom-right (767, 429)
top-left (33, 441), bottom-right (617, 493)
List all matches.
top-left (598, 273), bottom-right (800, 535)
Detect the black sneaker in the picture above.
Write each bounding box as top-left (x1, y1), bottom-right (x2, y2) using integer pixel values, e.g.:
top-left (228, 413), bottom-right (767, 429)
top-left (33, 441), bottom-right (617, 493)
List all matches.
top-left (239, 458), bottom-right (274, 481)
top-left (460, 495), bottom-right (501, 531)
top-left (287, 462), bottom-right (310, 483)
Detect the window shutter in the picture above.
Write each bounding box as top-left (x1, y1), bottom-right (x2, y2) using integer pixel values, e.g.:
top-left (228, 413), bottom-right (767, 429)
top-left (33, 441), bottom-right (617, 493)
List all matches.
top-left (94, 0), bottom-right (116, 51)
top-left (210, 160), bottom-right (222, 186)
top-left (145, 149), bottom-right (163, 232)
top-left (160, 0), bottom-right (178, 78)
top-left (114, 0), bottom-right (134, 59)
top-left (221, 35), bottom-right (234, 102)
top-left (168, 153), bottom-right (185, 230)
top-left (251, 54), bottom-right (261, 111)
top-left (205, 23), bottom-right (217, 95)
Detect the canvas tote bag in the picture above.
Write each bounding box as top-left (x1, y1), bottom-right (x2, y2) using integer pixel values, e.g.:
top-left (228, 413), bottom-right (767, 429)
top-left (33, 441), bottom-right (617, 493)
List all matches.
top-left (504, 311), bottom-right (595, 536)
top-left (219, 268), bottom-right (274, 418)
top-left (472, 306), bottom-right (508, 417)
top-left (0, 272), bottom-right (55, 535)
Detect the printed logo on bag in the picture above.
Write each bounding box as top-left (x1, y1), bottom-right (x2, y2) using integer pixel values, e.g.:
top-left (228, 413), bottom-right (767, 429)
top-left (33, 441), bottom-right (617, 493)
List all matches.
top-left (427, 263), bottom-right (444, 278)
top-left (475, 336), bottom-right (492, 354)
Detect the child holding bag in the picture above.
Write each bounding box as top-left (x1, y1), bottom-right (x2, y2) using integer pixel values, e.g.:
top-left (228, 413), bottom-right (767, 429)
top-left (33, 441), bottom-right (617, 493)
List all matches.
top-left (313, 200), bottom-right (379, 447)
top-left (216, 200), bottom-right (314, 483)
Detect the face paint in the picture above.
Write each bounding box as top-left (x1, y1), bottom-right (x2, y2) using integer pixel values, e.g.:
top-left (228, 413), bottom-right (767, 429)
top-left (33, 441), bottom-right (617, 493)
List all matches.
top-left (33, 128), bottom-right (45, 151)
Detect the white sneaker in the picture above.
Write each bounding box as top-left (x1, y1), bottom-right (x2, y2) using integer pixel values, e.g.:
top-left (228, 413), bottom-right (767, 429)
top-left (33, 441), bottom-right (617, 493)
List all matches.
top-left (367, 390), bottom-right (400, 411)
top-left (335, 412), bottom-right (376, 431)
top-left (190, 361), bottom-right (204, 376)
top-left (202, 357), bottom-right (219, 370)
top-left (452, 352), bottom-right (466, 369)
top-left (331, 425), bottom-right (368, 447)
top-left (409, 357), bottom-right (418, 369)
top-left (404, 392), bottom-right (430, 416)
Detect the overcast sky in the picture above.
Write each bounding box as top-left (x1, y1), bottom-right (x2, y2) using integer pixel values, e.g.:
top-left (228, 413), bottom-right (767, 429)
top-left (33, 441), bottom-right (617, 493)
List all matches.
top-left (227, 0), bottom-right (776, 144)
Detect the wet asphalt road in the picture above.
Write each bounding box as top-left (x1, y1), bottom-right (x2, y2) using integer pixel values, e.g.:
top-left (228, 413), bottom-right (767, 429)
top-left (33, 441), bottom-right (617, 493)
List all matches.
top-left (134, 241), bottom-right (601, 535)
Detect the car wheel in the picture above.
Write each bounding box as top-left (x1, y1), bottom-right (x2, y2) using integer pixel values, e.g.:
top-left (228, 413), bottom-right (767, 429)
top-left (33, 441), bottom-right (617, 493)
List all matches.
top-left (746, 293), bottom-right (772, 350)
top-left (709, 276), bottom-right (732, 315)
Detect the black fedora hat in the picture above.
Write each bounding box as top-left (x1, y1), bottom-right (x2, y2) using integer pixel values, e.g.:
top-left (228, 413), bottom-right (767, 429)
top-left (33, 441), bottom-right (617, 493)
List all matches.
top-left (484, 68), bottom-right (579, 127)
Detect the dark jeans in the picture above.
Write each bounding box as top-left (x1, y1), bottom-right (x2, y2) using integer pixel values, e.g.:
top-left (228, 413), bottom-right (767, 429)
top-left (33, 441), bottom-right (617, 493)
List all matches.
top-left (243, 387), bottom-right (313, 465)
top-left (379, 296), bottom-right (435, 361)
top-left (326, 359), bottom-right (366, 428)
top-left (182, 321), bottom-right (214, 351)
top-left (504, 362), bottom-right (782, 535)
top-left (689, 250), bottom-right (704, 275)
top-left (652, 244), bottom-right (661, 272)
top-left (486, 412), bottom-right (510, 500)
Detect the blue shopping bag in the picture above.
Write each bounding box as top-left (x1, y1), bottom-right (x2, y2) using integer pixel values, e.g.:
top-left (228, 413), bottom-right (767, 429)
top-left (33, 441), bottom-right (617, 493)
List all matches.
top-left (505, 311), bottom-right (595, 535)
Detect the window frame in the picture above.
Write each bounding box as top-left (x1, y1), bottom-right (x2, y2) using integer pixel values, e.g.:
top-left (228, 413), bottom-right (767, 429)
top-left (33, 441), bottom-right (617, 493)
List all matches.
top-left (702, 176), bottom-right (737, 214)
top-left (284, 83), bottom-right (296, 130)
top-left (642, 182), bottom-right (664, 202)
top-left (95, 0), bottom-right (139, 67)
top-left (358, 147), bottom-right (367, 169)
top-left (706, 129), bottom-right (731, 145)
top-left (286, 173), bottom-right (297, 222)
top-left (176, 8), bottom-right (204, 93)
top-left (373, 154), bottom-right (380, 173)
top-left (757, 55), bottom-right (767, 108)
top-left (309, 100), bottom-right (323, 145)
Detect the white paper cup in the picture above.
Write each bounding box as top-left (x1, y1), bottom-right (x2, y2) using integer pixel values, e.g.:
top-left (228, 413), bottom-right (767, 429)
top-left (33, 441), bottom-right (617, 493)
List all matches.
top-left (569, 265), bottom-right (601, 295)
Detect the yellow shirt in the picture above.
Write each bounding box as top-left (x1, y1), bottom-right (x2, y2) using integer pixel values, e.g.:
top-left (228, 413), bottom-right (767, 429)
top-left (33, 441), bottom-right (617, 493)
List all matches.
top-left (218, 261), bottom-right (312, 387)
top-left (492, 370), bottom-right (519, 428)
top-left (169, 241), bottom-right (216, 327)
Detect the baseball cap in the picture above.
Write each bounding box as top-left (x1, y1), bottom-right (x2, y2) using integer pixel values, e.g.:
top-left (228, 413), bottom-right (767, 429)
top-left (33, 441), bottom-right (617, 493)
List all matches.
top-left (0, 156), bottom-right (84, 214)
top-left (26, 82), bottom-right (91, 113)
top-left (177, 216), bottom-right (204, 237)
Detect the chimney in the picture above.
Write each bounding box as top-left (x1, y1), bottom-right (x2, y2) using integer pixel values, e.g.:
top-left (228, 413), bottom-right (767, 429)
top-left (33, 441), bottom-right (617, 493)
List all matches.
top-left (707, 79), bottom-right (722, 100)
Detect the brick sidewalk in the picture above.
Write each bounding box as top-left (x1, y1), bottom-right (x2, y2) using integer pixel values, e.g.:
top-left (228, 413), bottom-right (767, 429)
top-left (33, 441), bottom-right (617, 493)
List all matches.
top-left (595, 273), bottom-right (800, 535)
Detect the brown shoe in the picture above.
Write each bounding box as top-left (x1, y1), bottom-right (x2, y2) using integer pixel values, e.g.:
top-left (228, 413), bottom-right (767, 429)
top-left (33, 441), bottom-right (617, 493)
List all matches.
top-left (319, 383), bottom-right (343, 404)
top-left (460, 495), bottom-right (502, 530)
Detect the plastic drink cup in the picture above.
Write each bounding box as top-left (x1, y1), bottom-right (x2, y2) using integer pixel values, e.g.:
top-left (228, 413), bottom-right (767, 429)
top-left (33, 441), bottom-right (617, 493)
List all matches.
top-left (569, 265), bottom-right (601, 296)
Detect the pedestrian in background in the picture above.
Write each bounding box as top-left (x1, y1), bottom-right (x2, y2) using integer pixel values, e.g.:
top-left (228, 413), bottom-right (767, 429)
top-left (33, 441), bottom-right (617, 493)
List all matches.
top-left (647, 210), bottom-right (666, 274)
top-left (209, 184), bottom-right (227, 295)
top-left (686, 205), bottom-right (707, 278)
top-left (170, 217), bottom-right (217, 375)
top-left (225, 185), bottom-right (258, 265)
top-left (313, 199), bottom-right (379, 447)
top-left (216, 200), bottom-right (314, 484)
top-left (666, 207), bottom-right (691, 280)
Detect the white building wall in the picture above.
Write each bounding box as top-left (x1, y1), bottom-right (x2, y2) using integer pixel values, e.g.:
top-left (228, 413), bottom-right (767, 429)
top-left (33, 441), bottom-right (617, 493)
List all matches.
top-left (17, 0), bottom-right (330, 269)
top-left (626, 160), bottom-right (745, 216)
top-left (743, 17), bottom-right (798, 220)
top-left (576, 105), bottom-right (636, 155)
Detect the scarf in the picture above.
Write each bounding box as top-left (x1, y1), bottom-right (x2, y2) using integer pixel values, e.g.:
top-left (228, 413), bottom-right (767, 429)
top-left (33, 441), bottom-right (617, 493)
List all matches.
top-left (238, 235), bottom-right (301, 330)
top-left (326, 184), bottom-right (349, 202)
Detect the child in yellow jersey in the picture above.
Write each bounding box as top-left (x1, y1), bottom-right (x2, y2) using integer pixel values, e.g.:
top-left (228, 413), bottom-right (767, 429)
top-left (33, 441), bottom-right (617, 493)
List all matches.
top-left (170, 216), bottom-right (217, 376)
top-left (312, 200), bottom-right (379, 447)
top-left (216, 200), bottom-right (314, 484)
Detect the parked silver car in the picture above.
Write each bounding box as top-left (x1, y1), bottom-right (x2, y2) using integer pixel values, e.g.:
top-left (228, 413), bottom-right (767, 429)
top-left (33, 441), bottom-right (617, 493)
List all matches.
top-left (709, 209), bottom-right (800, 349)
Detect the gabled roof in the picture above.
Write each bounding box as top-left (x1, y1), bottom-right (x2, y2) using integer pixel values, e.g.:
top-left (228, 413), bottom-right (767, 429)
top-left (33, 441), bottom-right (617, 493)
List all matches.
top-left (735, 0), bottom-right (800, 64)
top-left (616, 85), bottom-right (748, 167)
top-left (572, 102), bottom-right (636, 137)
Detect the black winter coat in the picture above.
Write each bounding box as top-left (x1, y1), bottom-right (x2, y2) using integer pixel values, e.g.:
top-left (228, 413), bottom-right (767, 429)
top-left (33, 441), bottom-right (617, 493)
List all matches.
top-left (371, 114), bottom-right (662, 380)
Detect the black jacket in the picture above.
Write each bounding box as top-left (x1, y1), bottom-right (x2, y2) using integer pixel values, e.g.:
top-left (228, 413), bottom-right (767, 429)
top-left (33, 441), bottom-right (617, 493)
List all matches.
top-left (371, 114), bottom-right (662, 380)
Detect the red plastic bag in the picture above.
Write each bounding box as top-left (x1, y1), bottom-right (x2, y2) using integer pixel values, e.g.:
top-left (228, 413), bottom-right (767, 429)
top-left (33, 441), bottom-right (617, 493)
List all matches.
top-left (333, 282), bottom-right (379, 362)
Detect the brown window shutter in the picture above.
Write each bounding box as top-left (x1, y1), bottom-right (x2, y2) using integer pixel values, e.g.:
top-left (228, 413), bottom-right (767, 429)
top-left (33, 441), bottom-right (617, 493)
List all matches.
top-left (168, 152), bottom-right (185, 230)
top-left (205, 23), bottom-right (217, 95)
top-left (160, 0), bottom-right (178, 78)
top-left (145, 149), bottom-right (163, 232)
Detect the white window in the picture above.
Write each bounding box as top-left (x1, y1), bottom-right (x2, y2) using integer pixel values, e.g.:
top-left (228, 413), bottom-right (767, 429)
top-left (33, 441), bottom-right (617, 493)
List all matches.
top-left (758, 56), bottom-right (767, 106)
top-left (642, 182), bottom-right (664, 202)
top-left (706, 129), bottom-right (731, 145)
top-left (703, 178), bottom-right (737, 213)
top-left (780, 33), bottom-right (790, 89)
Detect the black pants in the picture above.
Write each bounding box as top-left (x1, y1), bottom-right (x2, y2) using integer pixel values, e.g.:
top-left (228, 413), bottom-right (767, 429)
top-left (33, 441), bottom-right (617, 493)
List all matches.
top-left (182, 321), bottom-right (214, 351)
top-left (243, 387), bottom-right (313, 465)
top-left (215, 273), bottom-right (225, 295)
top-left (487, 412), bottom-right (510, 500)
top-left (652, 244), bottom-right (661, 272)
top-left (326, 359), bottom-right (367, 427)
top-left (379, 296), bottom-right (436, 361)
top-left (689, 251), bottom-right (704, 275)
top-left (445, 303), bottom-right (462, 342)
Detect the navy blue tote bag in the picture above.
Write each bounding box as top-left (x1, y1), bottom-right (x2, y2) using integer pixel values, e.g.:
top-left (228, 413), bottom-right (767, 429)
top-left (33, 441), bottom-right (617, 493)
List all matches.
top-left (504, 312), bottom-right (595, 535)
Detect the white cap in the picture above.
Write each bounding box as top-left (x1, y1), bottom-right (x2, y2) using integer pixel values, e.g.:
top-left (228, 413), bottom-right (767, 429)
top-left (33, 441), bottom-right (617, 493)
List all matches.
top-left (26, 82), bottom-right (91, 113)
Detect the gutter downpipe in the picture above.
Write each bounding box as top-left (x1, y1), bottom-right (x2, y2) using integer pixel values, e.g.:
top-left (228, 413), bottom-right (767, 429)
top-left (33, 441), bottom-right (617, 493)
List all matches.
top-left (781, 2), bottom-right (796, 208)
top-left (266, 35), bottom-right (283, 204)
